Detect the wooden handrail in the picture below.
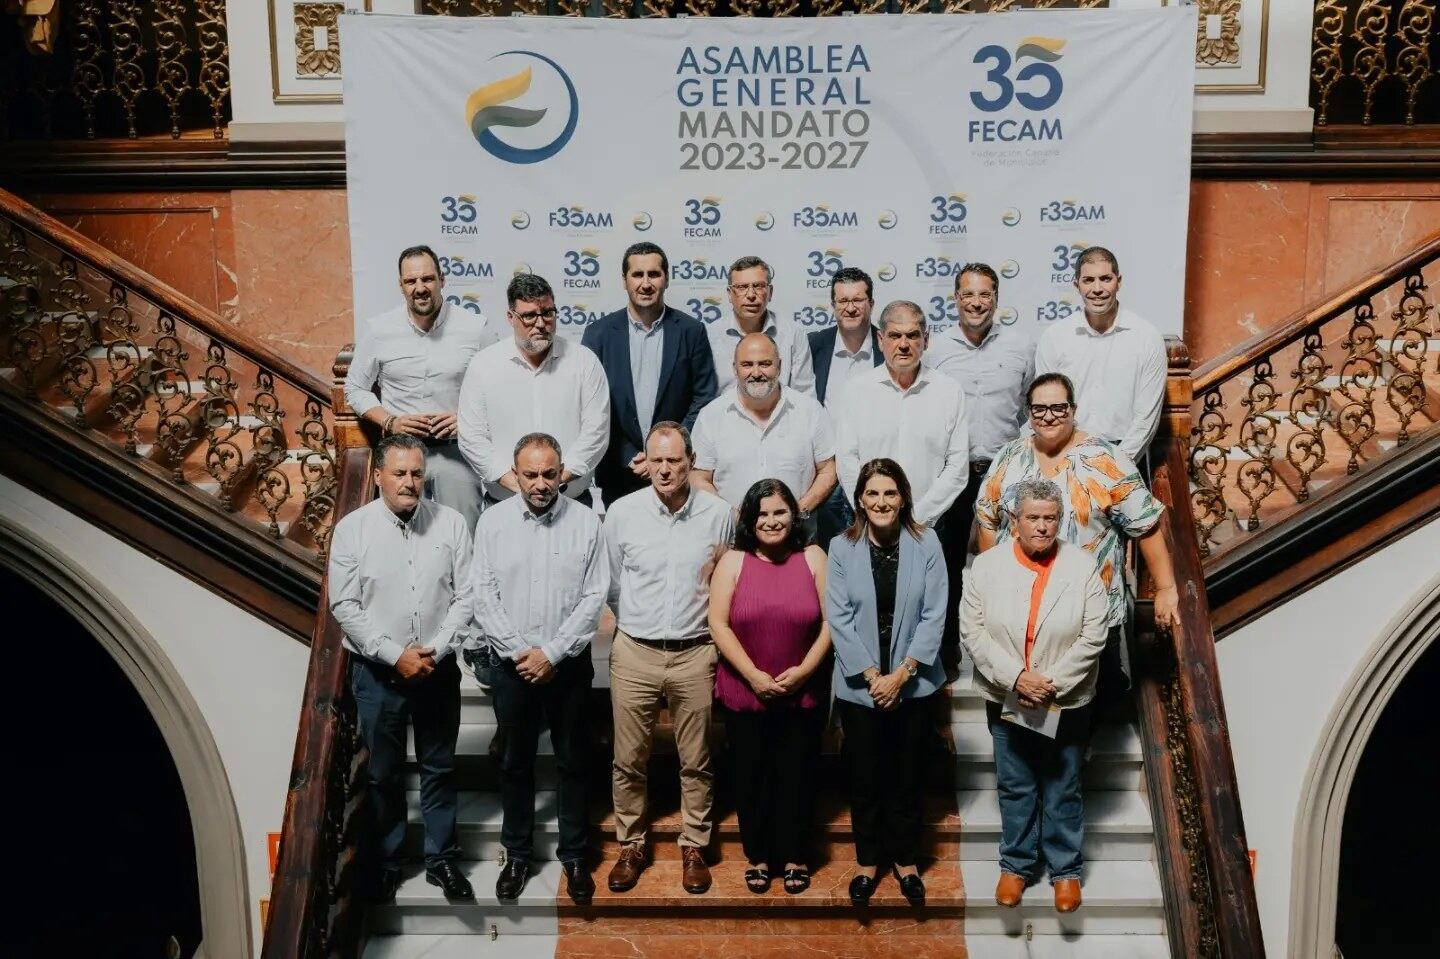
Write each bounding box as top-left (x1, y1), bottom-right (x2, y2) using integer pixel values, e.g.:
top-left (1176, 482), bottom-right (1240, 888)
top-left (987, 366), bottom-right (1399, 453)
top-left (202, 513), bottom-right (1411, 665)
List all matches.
top-left (1194, 226), bottom-right (1440, 391)
top-left (0, 185), bottom-right (330, 402)
top-left (262, 348), bottom-right (372, 958)
top-left (1135, 337), bottom-right (1265, 957)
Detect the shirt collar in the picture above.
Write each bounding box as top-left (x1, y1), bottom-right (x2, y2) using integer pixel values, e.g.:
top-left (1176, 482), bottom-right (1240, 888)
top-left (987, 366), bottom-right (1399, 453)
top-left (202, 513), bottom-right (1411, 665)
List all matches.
top-left (649, 484), bottom-right (696, 519)
top-left (627, 307), bottom-right (665, 335)
top-left (879, 364), bottom-right (932, 393)
top-left (406, 300), bottom-right (449, 337)
top-left (521, 495), bottom-right (564, 525)
top-left (724, 310), bottom-right (777, 339)
top-left (384, 498), bottom-right (428, 530)
top-left (726, 385), bottom-right (789, 421)
top-left (947, 323), bottom-right (999, 351)
top-left (507, 333), bottom-right (562, 370)
top-left (1077, 306), bottom-right (1131, 337)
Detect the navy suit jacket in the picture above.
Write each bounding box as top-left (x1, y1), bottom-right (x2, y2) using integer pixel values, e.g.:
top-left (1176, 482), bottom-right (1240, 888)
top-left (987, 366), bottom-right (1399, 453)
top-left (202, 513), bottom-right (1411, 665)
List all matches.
top-left (807, 325), bottom-right (884, 406)
top-left (582, 305), bottom-right (718, 499)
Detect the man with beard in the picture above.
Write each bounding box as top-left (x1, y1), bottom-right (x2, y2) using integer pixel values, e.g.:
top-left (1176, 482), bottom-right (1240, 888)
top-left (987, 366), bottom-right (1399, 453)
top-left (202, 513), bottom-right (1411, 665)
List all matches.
top-left (926, 263), bottom-right (1034, 652)
top-left (706, 255), bottom-right (817, 397)
top-left (344, 245), bottom-right (504, 530)
top-left (582, 242), bottom-right (718, 507)
top-left (457, 272), bottom-right (610, 507)
top-left (691, 332), bottom-right (836, 543)
top-left (472, 433), bottom-right (609, 905)
top-left (1033, 247), bottom-right (1166, 462)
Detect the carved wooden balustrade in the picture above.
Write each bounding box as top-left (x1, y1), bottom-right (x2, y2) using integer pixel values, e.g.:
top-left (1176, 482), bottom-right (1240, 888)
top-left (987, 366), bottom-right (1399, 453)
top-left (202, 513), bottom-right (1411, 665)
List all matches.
top-left (0, 186), bottom-right (337, 568)
top-left (1189, 229), bottom-right (1440, 564)
top-left (1312, 0), bottom-right (1440, 127)
top-left (1134, 339), bottom-right (1265, 959)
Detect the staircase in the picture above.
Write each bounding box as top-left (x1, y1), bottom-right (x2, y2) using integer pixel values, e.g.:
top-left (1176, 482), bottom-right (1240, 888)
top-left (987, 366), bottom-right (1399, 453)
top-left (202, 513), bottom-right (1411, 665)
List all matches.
top-left (357, 622), bottom-right (1169, 958)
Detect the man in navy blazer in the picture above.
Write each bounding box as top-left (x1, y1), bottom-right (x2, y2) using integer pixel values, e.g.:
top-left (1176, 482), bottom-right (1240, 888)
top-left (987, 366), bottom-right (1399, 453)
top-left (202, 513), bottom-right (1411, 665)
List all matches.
top-left (583, 242), bottom-right (718, 507)
top-left (808, 267), bottom-right (884, 543)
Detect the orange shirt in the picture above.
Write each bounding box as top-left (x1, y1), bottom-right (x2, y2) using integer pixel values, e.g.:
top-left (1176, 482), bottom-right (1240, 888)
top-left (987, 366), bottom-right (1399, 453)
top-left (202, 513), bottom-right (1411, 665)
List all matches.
top-left (1013, 540), bottom-right (1058, 670)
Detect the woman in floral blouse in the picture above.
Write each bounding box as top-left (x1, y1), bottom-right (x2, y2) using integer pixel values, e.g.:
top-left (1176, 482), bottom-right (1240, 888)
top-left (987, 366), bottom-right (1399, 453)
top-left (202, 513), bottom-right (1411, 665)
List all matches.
top-left (974, 372), bottom-right (1178, 700)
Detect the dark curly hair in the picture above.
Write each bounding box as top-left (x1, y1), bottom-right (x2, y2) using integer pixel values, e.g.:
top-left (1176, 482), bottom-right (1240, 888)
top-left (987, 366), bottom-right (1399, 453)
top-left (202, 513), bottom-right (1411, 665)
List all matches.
top-left (733, 478), bottom-right (807, 556)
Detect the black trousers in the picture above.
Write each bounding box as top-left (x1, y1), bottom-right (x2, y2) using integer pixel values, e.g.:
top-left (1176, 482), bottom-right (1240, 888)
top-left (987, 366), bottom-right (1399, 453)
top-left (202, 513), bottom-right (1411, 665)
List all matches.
top-left (490, 647), bottom-right (593, 864)
top-left (934, 472), bottom-right (983, 672)
top-left (837, 694), bottom-right (935, 868)
top-left (350, 655), bottom-right (462, 874)
top-left (721, 705), bottom-right (825, 867)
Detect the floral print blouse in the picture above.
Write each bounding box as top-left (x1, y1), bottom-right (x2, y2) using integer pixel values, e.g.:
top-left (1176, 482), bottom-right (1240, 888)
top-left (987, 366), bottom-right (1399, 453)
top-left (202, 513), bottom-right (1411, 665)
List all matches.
top-left (975, 435), bottom-right (1164, 626)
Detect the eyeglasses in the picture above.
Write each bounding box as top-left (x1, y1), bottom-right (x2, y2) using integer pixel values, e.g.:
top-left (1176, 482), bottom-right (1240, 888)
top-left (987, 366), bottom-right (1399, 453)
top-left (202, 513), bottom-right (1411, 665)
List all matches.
top-left (833, 297), bottom-right (871, 309)
top-left (1029, 403), bottom-right (1073, 419)
top-left (729, 282), bottom-right (770, 295)
top-left (511, 307), bottom-right (558, 322)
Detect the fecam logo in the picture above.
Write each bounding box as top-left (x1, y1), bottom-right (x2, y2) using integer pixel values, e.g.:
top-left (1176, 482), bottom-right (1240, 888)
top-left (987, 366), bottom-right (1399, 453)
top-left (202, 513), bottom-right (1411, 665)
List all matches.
top-left (914, 255), bottom-right (964, 280)
top-left (557, 303), bottom-right (604, 327)
top-left (1001, 207), bottom-right (1022, 227)
top-left (562, 249), bottom-right (601, 289)
top-left (929, 194), bottom-right (968, 236)
top-left (877, 263), bottom-right (897, 282)
top-left (466, 51), bottom-right (579, 165)
top-left (632, 211), bottom-right (653, 231)
top-left (755, 211), bottom-right (775, 232)
top-left (437, 255), bottom-right (495, 281)
top-left (686, 296), bottom-right (724, 324)
top-left (1039, 199), bottom-right (1106, 224)
top-left (670, 258), bottom-right (728, 283)
top-left (791, 204), bottom-right (859, 231)
top-left (445, 293), bottom-right (484, 315)
top-left (999, 259), bottom-right (1020, 279)
top-left (440, 195), bottom-right (478, 235)
top-left (968, 36), bottom-right (1065, 143)
top-left (1036, 298), bottom-right (1080, 323)
top-left (794, 305), bottom-right (836, 328)
top-left (684, 197), bottom-right (722, 238)
top-left (510, 211), bottom-right (530, 230)
top-left (805, 249), bottom-right (844, 288)
top-left (1050, 241), bottom-right (1091, 281)
top-left (878, 210), bottom-right (898, 230)
top-left (549, 204), bottom-right (614, 230)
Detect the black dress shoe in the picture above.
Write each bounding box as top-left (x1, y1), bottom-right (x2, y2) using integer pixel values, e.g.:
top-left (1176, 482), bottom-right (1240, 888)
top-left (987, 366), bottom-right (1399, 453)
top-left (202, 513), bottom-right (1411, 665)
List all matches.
top-left (425, 861), bottom-right (474, 900)
top-left (368, 869), bottom-right (401, 904)
top-left (562, 859), bottom-right (595, 905)
top-left (495, 858), bottom-right (530, 901)
top-left (848, 873), bottom-right (877, 907)
top-left (894, 868), bottom-right (926, 906)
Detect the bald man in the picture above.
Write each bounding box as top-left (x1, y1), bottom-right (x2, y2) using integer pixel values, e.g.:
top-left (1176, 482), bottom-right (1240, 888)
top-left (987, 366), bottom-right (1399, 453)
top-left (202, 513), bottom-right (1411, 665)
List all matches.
top-left (691, 332), bottom-right (836, 541)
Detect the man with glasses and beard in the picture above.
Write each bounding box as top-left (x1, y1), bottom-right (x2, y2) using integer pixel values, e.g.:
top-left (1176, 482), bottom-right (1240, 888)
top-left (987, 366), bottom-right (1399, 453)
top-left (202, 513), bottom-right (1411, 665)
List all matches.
top-left (344, 245), bottom-right (505, 531)
top-left (691, 332), bottom-right (836, 543)
top-left (706, 255), bottom-right (817, 397)
top-left (457, 272), bottom-right (610, 508)
top-left (472, 433), bottom-right (610, 906)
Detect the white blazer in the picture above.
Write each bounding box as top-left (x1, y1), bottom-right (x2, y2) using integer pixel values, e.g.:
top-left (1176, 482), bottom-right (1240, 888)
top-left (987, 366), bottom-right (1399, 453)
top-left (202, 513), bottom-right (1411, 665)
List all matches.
top-left (959, 541), bottom-right (1110, 709)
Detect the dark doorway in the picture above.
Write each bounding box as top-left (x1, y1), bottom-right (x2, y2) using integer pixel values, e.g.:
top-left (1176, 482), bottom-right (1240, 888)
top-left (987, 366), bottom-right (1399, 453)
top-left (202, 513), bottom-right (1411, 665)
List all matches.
top-left (0, 566), bottom-right (202, 958)
top-left (1334, 636), bottom-right (1440, 954)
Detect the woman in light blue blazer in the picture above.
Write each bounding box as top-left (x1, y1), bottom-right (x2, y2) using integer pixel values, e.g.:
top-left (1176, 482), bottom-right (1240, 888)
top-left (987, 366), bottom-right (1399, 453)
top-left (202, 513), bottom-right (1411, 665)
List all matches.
top-left (826, 458), bottom-right (948, 908)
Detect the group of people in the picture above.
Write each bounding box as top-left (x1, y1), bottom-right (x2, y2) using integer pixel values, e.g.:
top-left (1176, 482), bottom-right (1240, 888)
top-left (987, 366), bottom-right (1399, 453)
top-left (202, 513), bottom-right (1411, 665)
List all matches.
top-left (331, 240), bottom-right (1182, 916)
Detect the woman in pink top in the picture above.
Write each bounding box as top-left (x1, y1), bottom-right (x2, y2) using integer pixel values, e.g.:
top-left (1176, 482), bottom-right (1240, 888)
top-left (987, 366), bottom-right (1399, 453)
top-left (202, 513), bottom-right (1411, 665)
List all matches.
top-left (709, 478), bottom-right (832, 896)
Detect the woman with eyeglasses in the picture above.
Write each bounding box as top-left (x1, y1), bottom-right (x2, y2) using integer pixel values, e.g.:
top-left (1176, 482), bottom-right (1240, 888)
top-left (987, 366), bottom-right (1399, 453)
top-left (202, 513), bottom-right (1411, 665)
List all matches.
top-left (709, 478), bottom-right (832, 895)
top-left (825, 458), bottom-right (947, 908)
top-left (973, 373), bottom-right (1177, 711)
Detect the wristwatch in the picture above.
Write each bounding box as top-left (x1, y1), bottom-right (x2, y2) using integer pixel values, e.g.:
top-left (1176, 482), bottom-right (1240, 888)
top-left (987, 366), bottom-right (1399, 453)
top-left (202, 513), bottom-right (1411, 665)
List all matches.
top-left (902, 660), bottom-right (919, 678)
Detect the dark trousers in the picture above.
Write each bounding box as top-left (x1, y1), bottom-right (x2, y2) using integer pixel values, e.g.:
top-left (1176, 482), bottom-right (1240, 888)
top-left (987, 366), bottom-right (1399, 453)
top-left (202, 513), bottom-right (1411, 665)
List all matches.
top-left (933, 472), bottom-right (983, 672)
top-left (490, 647), bottom-right (594, 864)
top-left (350, 655), bottom-right (462, 875)
top-left (815, 484), bottom-right (855, 550)
top-left (837, 694), bottom-right (935, 868)
top-left (598, 472), bottom-right (647, 509)
top-left (986, 699), bottom-right (1090, 883)
top-left (722, 705), bottom-right (825, 867)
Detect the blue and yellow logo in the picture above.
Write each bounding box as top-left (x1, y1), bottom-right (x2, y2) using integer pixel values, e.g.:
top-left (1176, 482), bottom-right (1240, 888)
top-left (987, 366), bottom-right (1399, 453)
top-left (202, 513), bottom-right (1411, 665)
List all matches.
top-left (465, 51), bottom-right (578, 165)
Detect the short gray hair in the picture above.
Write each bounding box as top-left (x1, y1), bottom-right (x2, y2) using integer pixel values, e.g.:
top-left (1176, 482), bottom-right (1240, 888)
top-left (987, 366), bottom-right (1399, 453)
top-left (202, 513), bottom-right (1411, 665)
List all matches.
top-left (1011, 478), bottom-right (1063, 512)
top-left (728, 255), bottom-right (773, 284)
top-left (376, 433), bottom-right (426, 468)
top-left (877, 300), bottom-right (925, 333)
top-left (513, 431), bottom-right (562, 462)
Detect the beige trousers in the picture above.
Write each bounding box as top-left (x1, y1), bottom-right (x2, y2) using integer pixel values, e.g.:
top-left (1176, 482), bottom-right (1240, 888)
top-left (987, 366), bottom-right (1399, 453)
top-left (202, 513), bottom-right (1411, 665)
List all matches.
top-left (609, 630), bottom-right (717, 848)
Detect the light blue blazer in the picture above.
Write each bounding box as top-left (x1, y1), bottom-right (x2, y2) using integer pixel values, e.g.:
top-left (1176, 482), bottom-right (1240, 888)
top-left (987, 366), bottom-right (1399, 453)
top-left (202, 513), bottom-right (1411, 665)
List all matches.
top-left (825, 527), bottom-right (949, 707)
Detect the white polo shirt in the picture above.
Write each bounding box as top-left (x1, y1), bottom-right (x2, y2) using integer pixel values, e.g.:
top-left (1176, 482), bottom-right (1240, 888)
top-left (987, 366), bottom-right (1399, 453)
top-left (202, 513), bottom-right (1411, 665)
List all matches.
top-left (691, 386), bottom-right (835, 508)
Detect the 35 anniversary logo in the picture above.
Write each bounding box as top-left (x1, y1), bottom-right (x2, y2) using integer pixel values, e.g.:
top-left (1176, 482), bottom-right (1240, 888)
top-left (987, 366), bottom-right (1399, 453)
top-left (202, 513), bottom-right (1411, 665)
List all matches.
top-left (466, 51), bottom-right (579, 164)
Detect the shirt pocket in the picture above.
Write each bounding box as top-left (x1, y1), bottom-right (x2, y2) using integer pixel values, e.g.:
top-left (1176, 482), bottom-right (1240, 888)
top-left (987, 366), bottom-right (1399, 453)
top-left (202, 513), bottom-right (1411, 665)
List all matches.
top-left (978, 354), bottom-right (1029, 403)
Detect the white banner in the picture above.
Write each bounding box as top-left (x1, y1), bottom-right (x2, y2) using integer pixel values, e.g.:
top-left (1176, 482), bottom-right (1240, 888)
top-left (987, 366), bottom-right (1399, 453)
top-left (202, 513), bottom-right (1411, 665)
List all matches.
top-left (342, 10), bottom-right (1194, 338)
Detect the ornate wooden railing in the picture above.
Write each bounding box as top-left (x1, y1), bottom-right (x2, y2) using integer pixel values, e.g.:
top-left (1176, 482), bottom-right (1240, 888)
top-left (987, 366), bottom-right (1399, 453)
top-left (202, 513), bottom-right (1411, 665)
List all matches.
top-left (1312, 0), bottom-right (1440, 127)
top-left (1135, 339), bottom-right (1265, 958)
top-left (1189, 228), bottom-right (1440, 564)
top-left (0, 186), bottom-right (337, 633)
top-left (263, 358), bottom-right (373, 959)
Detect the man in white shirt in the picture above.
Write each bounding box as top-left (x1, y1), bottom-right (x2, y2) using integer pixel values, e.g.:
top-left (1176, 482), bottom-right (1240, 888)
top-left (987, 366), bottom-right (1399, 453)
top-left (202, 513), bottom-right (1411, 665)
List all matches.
top-left (344, 245), bottom-right (504, 530)
top-left (706, 255), bottom-right (817, 397)
top-left (836, 300), bottom-right (969, 667)
top-left (603, 422), bottom-right (735, 897)
top-left (692, 332), bottom-right (837, 542)
top-left (457, 272), bottom-right (610, 506)
top-left (328, 434), bottom-right (475, 904)
top-left (1033, 247), bottom-right (1167, 461)
top-left (472, 433), bottom-right (609, 906)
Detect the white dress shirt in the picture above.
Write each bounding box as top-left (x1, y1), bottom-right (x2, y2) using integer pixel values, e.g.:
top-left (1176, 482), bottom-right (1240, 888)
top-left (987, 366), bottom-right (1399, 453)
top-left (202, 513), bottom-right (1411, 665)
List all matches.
top-left (328, 498), bottom-right (473, 667)
top-left (605, 486), bottom-right (735, 641)
top-left (1033, 306), bottom-right (1167, 461)
top-left (471, 495), bottom-right (610, 665)
top-left (457, 335), bottom-right (611, 500)
top-left (823, 333), bottom-right (876, 408)
top-left (692, 386), bottom-right (836, 508)
top-left (836, 364), bottom-right (969, 527)
top-left (343, 302), bottom-right (502, 417)
top-left (628, 309), bottom-right (665, 435)
top-left (706, 310), bottom-right (817, 398)
top-left (926, 324), bottom-right (1035, 462)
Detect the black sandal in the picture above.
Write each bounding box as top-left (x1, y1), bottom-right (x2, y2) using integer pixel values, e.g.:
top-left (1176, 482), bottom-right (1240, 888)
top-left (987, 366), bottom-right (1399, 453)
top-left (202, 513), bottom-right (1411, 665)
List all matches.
top-left (744, 866), bottom-right (772, 894)
top-left (782, 867), bottom-right (811, 895)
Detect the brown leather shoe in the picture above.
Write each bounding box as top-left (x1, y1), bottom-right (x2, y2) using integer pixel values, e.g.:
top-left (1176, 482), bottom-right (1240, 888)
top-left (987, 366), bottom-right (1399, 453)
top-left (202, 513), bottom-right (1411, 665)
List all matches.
top-left (995, 872), bottom-right (1025, 907)
top-left (681, 846), bottom-right (712, 894)
top-left (607, 843), bottom-right (647, 893)
top-left (1053, 878), bottom-right (1082, 913)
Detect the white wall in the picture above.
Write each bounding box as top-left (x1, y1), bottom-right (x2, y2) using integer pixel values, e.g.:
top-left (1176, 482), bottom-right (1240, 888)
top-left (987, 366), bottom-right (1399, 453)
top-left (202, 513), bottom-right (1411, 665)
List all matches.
top-left (0, 476), bottom-right (309, 958)
top-left (1216, 513), bottom-right (1440, 957)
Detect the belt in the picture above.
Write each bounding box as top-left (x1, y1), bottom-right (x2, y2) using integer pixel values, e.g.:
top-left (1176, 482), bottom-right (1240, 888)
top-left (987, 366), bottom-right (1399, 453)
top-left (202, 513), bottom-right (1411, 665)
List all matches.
top-left (626, 634), bottom-right (710, 652)
top-left (970, 459), bottom-right (992, 474)
top-left (423, 435), bottom-right (458, 448)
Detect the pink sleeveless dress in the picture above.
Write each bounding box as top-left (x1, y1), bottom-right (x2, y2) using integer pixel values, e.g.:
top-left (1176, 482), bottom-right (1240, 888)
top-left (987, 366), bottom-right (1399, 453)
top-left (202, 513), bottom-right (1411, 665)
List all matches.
top-left (714, 550), bottom-right (828, 712)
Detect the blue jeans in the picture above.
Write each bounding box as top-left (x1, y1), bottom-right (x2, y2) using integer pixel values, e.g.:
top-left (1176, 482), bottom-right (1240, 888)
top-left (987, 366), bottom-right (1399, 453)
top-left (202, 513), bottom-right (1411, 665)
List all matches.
top-left (986, 699), bottom-right (1090, 883)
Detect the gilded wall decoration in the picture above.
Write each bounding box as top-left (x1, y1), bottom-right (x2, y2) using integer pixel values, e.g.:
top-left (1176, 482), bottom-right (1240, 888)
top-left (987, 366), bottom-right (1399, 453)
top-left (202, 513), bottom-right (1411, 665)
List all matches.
top-left (294, 3), bottom-right (344, 78)
top-left (1195, 0), bottom-right (1241, 66)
